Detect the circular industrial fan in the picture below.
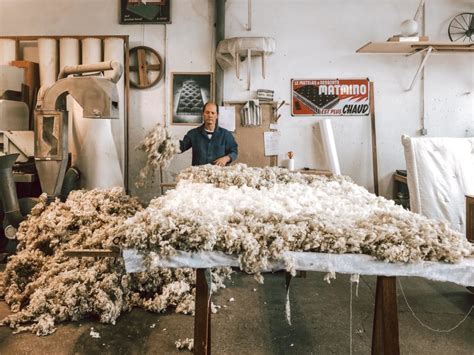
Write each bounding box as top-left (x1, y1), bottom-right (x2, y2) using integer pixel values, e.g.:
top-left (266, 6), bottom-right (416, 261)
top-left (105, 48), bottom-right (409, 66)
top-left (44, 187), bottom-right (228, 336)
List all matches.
top-left (448, 12), bottom-right (474, 42)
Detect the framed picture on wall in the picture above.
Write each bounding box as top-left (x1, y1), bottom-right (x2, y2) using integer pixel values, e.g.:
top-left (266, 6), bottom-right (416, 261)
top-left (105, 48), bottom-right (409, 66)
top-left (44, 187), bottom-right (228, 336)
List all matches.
top-left (171, 72), bottom-right (213, 125)
top-left (120, 0), bottom-right (171, 24)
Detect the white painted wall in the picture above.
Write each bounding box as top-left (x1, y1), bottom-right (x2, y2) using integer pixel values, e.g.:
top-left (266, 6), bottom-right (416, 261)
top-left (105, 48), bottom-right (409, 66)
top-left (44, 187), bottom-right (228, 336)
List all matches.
top-left (0, 0), bottom-right (472, 203)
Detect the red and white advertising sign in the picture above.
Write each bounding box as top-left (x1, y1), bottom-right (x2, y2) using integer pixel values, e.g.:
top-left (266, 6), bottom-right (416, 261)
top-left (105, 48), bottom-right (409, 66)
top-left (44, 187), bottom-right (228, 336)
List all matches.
top-left (291, 79), bottom-right (370, 116)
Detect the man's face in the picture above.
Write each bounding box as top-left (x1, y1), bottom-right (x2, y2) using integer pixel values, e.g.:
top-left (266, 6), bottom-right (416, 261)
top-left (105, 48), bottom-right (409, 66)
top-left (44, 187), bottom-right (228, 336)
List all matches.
top-left (203, 103), bottom-right (218, 127)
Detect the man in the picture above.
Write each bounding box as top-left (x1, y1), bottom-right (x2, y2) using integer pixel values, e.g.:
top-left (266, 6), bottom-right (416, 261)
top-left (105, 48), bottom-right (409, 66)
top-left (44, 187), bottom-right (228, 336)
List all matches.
top-left (180, 102), bottom-right (238, 166)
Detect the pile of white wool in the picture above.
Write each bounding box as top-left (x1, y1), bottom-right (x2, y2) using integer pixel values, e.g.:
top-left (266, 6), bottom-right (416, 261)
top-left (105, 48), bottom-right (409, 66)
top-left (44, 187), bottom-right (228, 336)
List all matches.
top-left (120, 164), bottom-right (472, 279)
top-left (0, 188), bottom-right (231, 336)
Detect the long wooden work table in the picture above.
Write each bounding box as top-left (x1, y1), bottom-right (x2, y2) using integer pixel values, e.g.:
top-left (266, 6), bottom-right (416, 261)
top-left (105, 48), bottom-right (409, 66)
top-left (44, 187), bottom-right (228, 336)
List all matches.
top-left (120, 250), bottom-right (474, 355)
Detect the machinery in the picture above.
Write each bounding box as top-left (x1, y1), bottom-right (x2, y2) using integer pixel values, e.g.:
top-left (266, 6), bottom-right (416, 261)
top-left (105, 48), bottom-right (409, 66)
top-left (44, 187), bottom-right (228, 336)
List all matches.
top-left (0, 65), bottom-right (35, 252)
top-left (0, 60), bottom-right (123, 248)
top-left (0, 65), bottom-right (31, 163)
top-left (34, 60), bottom-right (122, 202)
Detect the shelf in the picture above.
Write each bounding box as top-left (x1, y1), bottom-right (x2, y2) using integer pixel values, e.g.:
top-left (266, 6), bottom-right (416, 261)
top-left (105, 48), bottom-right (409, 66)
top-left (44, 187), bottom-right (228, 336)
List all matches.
top-left (394, 173), bottom-right (407, 185)
top-left (356, 41), bottom-right (474, 91)
top-left (357, 41), bottom-right (474, 54)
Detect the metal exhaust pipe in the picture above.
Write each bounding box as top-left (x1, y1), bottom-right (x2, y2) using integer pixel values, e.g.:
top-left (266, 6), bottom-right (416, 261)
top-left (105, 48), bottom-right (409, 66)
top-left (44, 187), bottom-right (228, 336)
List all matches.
top-left (0, 154), bottom-right (25, 228)
top-left (60, 167), bottom-right (80, 202)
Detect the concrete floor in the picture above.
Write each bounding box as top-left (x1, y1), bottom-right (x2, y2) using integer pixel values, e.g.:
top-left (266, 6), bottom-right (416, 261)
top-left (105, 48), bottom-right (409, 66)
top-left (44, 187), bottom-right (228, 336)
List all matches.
top-left (0, 270), bottom-right (472, 355)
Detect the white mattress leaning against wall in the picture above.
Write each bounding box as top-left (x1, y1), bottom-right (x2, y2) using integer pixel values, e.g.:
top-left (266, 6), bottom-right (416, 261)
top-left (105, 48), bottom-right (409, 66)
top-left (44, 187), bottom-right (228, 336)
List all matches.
top-left (402, 135), bottom-right (474, 237)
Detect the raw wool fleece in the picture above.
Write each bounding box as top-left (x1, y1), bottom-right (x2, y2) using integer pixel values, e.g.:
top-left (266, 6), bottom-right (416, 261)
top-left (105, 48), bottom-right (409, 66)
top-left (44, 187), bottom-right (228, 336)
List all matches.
top-left (121, 164), bottom-right (472, 277)
top-left (136, 123), bottom-right (181, 188)
top-left (175, 337), bottom-right (194, 351)
top-left (177, 163), bottom-right (321, 188)
top-left (0, 188), bottom-right (231, 336)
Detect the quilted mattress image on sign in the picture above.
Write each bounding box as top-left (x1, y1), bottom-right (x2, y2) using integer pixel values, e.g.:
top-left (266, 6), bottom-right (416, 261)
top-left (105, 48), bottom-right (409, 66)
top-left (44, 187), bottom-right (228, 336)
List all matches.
top-left (293, 85), bottom-right (339, 114)
top-left (177, 80), bottom-right (205, 115)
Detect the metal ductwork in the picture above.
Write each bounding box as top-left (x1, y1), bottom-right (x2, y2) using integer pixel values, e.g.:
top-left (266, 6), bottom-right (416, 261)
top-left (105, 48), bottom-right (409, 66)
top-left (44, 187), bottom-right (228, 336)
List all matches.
top-left (0, 154), bottom-right (25, 229)
top-left (58, 60), bottom-right (123, 83)
top-left (34, 61), bottom-right (123, 201)
top-left (60, 166), bottom-right (80, 202)
top-left (215, 0), bottom-right (225, 105)
top-left (42, 77), bottom-right (120, 120)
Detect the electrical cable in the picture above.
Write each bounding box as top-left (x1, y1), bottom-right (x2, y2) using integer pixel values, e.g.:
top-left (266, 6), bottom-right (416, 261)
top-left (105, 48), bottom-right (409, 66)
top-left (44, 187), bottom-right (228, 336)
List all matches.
top-left (398, 278), bottom-right (473, 333)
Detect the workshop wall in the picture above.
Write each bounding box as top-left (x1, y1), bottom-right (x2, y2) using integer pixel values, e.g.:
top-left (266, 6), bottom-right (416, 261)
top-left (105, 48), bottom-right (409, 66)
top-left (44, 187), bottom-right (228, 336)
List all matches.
top-left (223, 0), bottom-right (473, 198)
top-left (0, 0), bottom-right (472, 203)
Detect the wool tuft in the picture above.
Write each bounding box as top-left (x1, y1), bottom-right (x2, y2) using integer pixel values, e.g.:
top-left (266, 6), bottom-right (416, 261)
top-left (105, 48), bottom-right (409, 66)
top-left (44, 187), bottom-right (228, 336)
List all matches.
top-left (175, 337), bottom-right (194, 351)
top-left (135, 123), bottom-right (181, 188)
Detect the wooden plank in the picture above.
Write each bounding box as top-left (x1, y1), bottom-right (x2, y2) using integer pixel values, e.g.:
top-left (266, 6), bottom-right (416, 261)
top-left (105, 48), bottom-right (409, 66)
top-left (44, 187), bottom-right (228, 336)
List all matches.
top-left (194, 269), bottom-right (211, 355)
top-left (357, 41), bottom-right (474, 54)
top-left (64, 249), bottom-right (120, 257)
top-left (124, 36), bottom-right (130, 194)
top-left (372, 276), bottom-right (400, 355)
top-left (297, 169), bottom-right (332, 176)
top-left (160, 183), bottom-right (177, 188)
top-left (466, 195), bottom-right (474, 242)
top-left (370, 82), bottom-right (379, 196)
top-left (130, 64), bottom-right (160, 71)
top-left (15, 39), bottom-right (20, 62)
top-left (137, 48), bottom-right (149, 87)
top-left (0, 35), bottom-right (128, 41)
top-left (393, 173), bottom-right (407, 185)
top-left (357, 41), bottom-right (418, 54)
top-left (412, 43), bottom-right (474, 52)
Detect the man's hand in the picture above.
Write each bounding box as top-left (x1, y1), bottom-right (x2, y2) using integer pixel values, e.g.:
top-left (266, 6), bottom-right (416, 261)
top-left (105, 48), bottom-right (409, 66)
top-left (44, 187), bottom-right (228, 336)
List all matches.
top-left (213, 155), bottom-right (231, 167)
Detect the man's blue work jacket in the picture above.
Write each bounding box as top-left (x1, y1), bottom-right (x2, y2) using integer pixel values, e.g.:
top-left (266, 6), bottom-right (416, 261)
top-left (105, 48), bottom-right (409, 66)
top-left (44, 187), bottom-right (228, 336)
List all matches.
top-left (180, 125), bottom-right (238, 166)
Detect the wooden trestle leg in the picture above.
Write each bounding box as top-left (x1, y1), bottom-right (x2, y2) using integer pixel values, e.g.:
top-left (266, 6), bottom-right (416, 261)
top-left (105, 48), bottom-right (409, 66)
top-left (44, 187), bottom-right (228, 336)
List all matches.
top-left (194, 268), bottom-right (211, 355)
top-left (371, 276), bottom-right (400, 355)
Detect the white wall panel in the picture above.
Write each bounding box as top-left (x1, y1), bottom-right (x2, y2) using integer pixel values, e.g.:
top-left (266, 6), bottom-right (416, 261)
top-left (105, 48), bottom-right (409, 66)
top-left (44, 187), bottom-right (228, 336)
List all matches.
top-left (1, 0), bottom-right (472, 202)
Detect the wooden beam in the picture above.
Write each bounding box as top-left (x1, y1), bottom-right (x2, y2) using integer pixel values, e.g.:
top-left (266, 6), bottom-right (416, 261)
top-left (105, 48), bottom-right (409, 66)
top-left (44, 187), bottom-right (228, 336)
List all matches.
top-left (194, 269), bottom-right (211, 355)
top-left (124, 36), bottom-right (130, 194)
top-left (466, 195), bottom-right (474, 242)
top-left (137, 48), bottom-right (150, 87)
top-left (298, 169), bottom-right (332, 176)
top-left (356, 41), bottom-right (474, 54)
top-left (370, 82), bottom-right (379, 196)
top-left (160, 183), bottom-right (177, 188)
top-left (372, 276), bottom-right (400, 355)
top-left (130, 64), bottom-right (160, 71)
top-left (393, 173), bottom-right (407, 185)
top-left (0, 35), bottom-right (129, 41)
top-left (63, 249), bottom-right (120, 257)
